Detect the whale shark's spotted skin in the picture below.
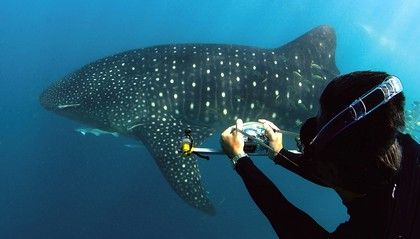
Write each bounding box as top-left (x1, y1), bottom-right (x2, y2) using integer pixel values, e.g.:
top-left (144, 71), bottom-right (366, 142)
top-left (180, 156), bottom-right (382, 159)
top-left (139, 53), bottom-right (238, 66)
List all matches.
top-left (40, 26), bottom-right (339, 214)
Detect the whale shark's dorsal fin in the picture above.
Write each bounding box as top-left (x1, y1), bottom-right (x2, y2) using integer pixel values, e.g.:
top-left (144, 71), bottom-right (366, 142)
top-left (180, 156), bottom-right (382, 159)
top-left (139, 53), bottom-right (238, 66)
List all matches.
top-left (276, 25), bottom-right (339, 78)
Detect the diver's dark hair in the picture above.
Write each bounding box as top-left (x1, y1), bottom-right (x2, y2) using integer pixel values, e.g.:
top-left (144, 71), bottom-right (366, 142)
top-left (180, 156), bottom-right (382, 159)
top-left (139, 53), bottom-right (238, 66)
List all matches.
top-left (318, 71), bottom-right (405, 188)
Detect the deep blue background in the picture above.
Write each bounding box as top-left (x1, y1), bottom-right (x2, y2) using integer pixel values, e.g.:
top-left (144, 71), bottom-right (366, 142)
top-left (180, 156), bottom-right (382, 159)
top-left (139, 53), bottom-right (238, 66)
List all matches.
top-left (1, 1), bottom-right (419, 238)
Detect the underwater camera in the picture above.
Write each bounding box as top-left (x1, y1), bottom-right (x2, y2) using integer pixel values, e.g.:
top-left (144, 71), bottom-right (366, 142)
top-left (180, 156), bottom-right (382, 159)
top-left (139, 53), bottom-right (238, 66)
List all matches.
top-left (179, 122), bottom-right (277, 160)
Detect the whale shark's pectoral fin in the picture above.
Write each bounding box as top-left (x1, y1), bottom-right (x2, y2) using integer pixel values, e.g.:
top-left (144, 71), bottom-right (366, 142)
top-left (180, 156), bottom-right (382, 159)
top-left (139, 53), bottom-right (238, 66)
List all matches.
top-left (129, 115), bottom-right (216, 214)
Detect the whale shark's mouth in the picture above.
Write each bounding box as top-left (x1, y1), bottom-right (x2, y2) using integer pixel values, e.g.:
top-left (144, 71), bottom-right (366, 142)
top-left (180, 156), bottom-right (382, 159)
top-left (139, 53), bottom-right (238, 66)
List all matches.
top-left (57, 103), bottom-right (81, 109)
top-left (39, 87), bottom-right (63, 111)
top-left (39, 89), bottom-right (52, 110)
top-left (39, 85), bottom-right (82, 111)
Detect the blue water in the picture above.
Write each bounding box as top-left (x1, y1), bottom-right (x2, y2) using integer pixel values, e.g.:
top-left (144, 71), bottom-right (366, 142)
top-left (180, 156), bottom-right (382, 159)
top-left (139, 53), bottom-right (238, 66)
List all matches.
top-left (1, 1), bottom-right (419, 238)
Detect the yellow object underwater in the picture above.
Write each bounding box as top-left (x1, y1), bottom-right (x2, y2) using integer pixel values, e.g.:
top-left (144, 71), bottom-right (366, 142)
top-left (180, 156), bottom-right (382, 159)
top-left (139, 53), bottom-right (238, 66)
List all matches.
top-left (181, 142), bottom-right (193, 156)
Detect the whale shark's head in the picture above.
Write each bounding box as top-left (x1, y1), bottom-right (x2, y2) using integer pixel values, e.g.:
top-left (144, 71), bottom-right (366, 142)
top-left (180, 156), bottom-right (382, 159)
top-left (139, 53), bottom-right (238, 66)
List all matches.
top-left (39, 55), bottom-right (153, 133)
top-left (39, 66), bottom-right (137, 131)
top-left (40, 76), bottom-right (81, 111)
top-left (39, 76), bottom-right (99, 127)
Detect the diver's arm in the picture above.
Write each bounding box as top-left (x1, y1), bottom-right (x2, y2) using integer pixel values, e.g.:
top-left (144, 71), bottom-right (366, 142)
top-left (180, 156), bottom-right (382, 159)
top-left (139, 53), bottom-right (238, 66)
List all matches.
top-left (273, 149), bottom-right (329, 187)
top-left (235, 156), bottom-right (329, 238)
top-left (257, 119), bottom-right (329, 187)
top-left (272, 148), bottom-right (303, 170)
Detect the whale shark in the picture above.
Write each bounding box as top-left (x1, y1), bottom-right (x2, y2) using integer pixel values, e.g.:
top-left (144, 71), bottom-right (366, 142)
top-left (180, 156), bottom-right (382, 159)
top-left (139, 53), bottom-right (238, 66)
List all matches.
top-left (39, 25), bottom-right (339, 214)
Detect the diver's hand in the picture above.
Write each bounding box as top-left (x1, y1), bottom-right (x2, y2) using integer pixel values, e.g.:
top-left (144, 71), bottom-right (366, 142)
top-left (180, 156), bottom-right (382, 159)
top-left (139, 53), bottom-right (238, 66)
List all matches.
top-left (220, 119), bottom-right (246, 159)
top-left (258, 119), bottom-right (283, 157)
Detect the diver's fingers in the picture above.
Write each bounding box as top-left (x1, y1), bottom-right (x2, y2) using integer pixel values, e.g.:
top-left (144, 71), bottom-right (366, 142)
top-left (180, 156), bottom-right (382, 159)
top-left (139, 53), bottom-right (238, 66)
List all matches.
top-left (236, 118), bottom-right (243, 131)
top-left (233, 119), bottom-right (244, 139)
top-left (221, 125), bottom-right (235, 138)
top-left (258, 119), bottom-right (268, 124)
top-left (258, 119), bottom-right (280, 131)
top-left (263, 122), bottom-right (276, 140)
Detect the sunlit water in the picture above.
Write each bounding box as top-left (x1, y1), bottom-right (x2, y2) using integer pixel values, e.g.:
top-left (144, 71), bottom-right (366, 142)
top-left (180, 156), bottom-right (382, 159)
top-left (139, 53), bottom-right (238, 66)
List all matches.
top-left (0, 1), bottom-right (418, 238)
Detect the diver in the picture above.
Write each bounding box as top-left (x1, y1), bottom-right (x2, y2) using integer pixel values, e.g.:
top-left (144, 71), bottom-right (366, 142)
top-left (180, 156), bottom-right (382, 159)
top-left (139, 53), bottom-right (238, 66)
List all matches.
top-left (220, 71), bottom-right (420, 238)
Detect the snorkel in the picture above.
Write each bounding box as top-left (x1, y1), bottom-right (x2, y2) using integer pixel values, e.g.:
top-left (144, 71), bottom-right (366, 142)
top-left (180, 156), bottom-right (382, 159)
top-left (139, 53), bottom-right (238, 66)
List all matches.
top-left (308, 76), bottom-right (403, 154)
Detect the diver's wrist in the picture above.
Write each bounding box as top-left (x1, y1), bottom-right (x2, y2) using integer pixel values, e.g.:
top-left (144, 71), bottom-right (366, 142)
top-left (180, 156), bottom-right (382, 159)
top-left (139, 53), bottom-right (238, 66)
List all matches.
top-left (268, 149), bottom-right (281, 161)
top-left (231, 152), bottom-right (248, 167)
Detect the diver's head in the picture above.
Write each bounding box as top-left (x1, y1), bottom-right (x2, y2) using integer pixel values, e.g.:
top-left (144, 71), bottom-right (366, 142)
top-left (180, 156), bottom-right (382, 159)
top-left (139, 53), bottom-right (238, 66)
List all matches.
top-left (300, 71), bottom-right (405, 195)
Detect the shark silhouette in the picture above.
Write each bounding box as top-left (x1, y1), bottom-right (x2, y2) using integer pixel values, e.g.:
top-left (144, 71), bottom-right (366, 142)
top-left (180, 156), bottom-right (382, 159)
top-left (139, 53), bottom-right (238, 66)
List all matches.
top-left (40, 25), bottom-right (339, 214)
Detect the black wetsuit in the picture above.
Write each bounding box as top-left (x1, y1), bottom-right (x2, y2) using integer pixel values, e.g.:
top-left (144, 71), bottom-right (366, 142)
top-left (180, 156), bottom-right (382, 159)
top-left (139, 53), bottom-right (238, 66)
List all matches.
top-left (235, 133), bottom-right (419, 238)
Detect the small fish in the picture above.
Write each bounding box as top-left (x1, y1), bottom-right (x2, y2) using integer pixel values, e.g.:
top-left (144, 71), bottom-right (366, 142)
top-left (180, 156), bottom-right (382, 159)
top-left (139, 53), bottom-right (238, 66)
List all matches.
top-left (310, 63), bottom-right (322, 70)
top-left (297, 103), bottom-right (308, 112)
top-left (293, 71), bottom-right (302, 79)
top-left (75, 127), bottom-right (119, 137)
top-left (312, 74), bottom-right (323, 81)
